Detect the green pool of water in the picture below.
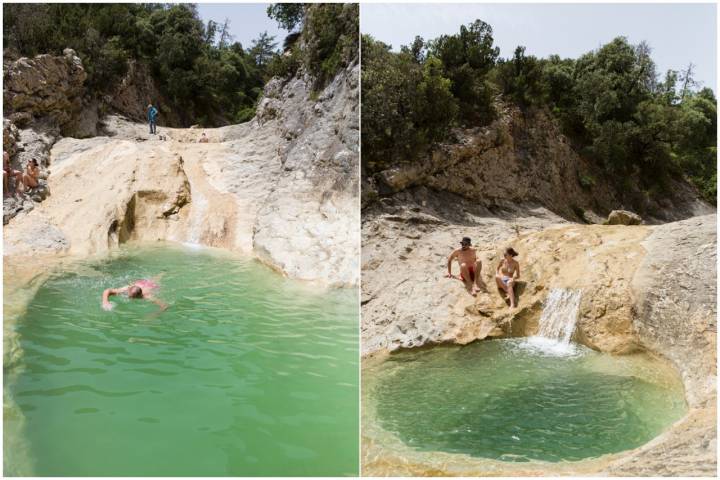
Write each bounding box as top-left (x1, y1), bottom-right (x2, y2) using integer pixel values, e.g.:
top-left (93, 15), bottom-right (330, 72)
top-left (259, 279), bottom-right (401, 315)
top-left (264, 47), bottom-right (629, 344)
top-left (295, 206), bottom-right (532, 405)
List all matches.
top-left (367, 339), bottom-right (686, 463)
top-left (4, 244), bottom-right (358, 476)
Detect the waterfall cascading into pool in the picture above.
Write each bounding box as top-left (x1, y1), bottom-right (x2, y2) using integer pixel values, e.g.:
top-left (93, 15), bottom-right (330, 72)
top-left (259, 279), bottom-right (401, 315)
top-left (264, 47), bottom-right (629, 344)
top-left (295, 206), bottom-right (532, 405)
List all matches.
top-left (522, 288), bottom-right (582, 356)
top-left (364, 290), bottom-right (687, 464)
top-left (4, 244), bottom-right (358, 476)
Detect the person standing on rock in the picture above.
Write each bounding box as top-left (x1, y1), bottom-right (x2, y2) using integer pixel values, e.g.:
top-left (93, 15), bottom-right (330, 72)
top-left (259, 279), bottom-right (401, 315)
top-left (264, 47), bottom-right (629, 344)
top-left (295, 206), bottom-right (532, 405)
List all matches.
top-left (496, 247), bottom-right (520, 308)
top-left (147, 103), bottom-right (159, 135)
top-left (446, 237), bottom-right (486, 295)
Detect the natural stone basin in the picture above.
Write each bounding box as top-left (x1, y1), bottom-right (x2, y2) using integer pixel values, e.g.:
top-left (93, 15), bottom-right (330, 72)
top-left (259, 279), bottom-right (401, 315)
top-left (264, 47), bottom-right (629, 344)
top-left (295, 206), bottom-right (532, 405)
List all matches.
top-left (4, 244), bottom-right (358, 476)
top-left (364, 339), bottom-right (686, 464)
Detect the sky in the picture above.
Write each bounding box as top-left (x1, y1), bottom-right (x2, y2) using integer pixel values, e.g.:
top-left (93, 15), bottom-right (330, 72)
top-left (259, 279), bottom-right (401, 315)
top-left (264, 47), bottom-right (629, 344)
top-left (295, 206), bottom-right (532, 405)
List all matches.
top-left (196, 3), bottom-right (290, 51)
top-left (362, 3), bottom-right (717, 91)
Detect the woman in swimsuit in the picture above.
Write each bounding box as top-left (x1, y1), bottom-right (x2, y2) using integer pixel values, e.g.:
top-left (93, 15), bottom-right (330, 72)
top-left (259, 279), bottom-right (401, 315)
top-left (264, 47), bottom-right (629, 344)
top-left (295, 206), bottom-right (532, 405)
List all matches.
top-left (102, 277), bottom-right (167, 311)
top-left (19, 159), bottom-right (40, 193)
top-left (496, 247), bottom-right (520, 308)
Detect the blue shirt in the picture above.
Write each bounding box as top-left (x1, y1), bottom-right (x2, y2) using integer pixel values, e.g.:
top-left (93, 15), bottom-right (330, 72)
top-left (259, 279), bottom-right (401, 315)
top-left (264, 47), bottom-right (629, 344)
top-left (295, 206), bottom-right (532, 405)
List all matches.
top-left (147, 106), bottom-right (158, 122)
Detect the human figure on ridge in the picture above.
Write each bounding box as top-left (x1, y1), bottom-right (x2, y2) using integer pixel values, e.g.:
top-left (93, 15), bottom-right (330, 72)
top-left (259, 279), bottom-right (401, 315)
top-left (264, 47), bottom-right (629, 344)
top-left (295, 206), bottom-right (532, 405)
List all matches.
top-left (446, 236), bottom-right (486, 296)
top-left (147, 103), bottom-right (159, 135)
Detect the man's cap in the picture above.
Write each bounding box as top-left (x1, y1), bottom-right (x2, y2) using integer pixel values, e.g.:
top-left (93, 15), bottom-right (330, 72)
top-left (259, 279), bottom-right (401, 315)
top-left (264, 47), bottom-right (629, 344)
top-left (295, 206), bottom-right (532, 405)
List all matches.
top-left (461, 237), bottom-right (471, 245)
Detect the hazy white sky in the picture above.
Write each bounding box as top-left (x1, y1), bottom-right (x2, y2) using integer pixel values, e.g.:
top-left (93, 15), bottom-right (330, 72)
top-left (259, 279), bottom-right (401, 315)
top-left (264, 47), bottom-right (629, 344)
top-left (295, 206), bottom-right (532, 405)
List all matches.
top-left (196, 3), bottom-right (289, 51)
top-left (362, 3), bottom-right (717, 91)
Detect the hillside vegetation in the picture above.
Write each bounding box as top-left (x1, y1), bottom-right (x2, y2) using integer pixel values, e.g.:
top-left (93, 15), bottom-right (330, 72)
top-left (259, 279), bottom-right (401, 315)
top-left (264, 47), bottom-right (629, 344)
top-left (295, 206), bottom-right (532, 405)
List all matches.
top-left (362, 20), bottom-right (716, 204)
top-left (3, 3), bottom-right (358, 127)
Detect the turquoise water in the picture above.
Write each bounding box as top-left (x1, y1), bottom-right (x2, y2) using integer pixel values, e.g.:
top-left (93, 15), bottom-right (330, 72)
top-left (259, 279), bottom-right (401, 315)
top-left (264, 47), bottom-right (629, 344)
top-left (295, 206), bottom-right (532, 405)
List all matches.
top-left (5, 244), bottom-right (358, 476)
top-left (368, 339), bottom-right (686, 462)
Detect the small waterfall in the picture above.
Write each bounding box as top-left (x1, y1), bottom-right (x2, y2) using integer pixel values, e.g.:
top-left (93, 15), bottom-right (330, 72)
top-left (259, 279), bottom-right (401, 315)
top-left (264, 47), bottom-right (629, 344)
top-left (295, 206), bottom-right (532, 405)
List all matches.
top-left (185, 188), bottom-right (208, 248)
top-left (536, 288), bottom-right (582, 344)
top-left (523, 288), bottom-right (582, 355)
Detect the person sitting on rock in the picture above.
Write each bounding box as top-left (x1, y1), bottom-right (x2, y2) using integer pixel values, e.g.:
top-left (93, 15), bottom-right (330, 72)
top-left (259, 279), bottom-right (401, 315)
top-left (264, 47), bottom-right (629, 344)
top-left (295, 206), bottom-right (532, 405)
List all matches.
top-left (102, 277), bottom-right (167, 311)
top-left (496, 247), bottom-right (520, 308)
top-left (19, 159), bottom-right (40, 193)
top-left (198, 132), bottom-right (209, 143)
top-left (446, 236), bottom-right (486, 296)
top-left (3, 151), bottom-right (23, 197)
top-left (147, 103), bottom-right (159, 135)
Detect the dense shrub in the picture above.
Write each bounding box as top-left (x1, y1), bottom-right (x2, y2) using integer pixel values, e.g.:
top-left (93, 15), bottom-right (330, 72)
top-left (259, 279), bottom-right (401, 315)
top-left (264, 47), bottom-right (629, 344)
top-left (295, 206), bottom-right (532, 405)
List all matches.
top-left (303, 3), bottom-right (358, 88)
top-left (361, 35), bottom-right (457, 173)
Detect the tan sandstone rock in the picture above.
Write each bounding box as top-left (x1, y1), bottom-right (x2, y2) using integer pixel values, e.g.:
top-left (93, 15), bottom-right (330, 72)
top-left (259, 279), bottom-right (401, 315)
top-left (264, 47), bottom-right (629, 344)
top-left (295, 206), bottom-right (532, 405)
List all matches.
top-left (362, 203), bottom-right (716, 476)
top-left (607, 209), bottom-right (643, 225)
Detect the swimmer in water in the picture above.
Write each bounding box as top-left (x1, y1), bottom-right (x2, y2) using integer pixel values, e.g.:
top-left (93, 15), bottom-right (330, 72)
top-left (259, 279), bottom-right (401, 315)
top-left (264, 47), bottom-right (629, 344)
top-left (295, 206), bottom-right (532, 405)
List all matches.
top-left (102, 278), bottom-right (167, 311)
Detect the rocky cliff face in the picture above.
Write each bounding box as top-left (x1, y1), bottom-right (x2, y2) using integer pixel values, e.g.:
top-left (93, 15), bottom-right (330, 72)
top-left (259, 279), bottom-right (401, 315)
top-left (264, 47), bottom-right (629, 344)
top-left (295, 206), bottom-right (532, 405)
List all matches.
top-left (3, 49), bottom-right (88, 135)
top-left (105, 60), bottom-right (183, 127)
top-left (364, 104), bottom-right (714, 224)
top-left (4, 58), bottom-right (359, 287)
top-left (3, 50), bottom-right (90, 223)
top-left (252, 62), bottom-right (359, 284)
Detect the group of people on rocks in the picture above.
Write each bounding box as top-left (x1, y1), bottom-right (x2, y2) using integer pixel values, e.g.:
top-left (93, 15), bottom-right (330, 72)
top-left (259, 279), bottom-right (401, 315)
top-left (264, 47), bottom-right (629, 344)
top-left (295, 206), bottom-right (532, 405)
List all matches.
top-left (3, 151), bottom-right (40, 198)
top-left (446, 237), bottom-right (520, 308)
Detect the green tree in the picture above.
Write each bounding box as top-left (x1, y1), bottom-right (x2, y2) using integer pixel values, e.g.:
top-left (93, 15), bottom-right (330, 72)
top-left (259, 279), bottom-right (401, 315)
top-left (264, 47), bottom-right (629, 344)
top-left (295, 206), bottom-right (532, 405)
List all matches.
top-left (361, 36), bottom-right (457, 175)
top-left (428, 19), bottom-right (500, 124)
top-left (248, 31), bottom-right (278, 68)
top-left (491, 46), bottom-right (545, 108)
top-left (267, 3), bottom-right (305, 31)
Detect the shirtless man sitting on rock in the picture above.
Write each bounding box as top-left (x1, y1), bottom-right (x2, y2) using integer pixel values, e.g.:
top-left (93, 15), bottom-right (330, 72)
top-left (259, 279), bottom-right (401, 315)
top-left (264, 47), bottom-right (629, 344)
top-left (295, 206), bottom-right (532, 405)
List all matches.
top-left (102, 277), bottom-right (167, 311)
top-left (446, 237), bottom-right (486, 295)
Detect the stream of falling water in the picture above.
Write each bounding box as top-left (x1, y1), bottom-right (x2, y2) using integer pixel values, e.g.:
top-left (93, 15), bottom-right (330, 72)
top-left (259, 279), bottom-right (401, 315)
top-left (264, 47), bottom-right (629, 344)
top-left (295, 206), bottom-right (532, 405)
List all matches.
top-left (184, 185), bottom-right (208, 247)
top-left (522, 288), bottom-right (582, 356)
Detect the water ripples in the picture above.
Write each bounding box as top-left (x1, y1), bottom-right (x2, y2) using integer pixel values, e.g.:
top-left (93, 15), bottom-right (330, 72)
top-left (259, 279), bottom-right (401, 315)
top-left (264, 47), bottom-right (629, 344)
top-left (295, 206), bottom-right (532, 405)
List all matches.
top-left (6, 244), bottom-right (358, 476)
top-left (369, 338), bottom-right (686, 463)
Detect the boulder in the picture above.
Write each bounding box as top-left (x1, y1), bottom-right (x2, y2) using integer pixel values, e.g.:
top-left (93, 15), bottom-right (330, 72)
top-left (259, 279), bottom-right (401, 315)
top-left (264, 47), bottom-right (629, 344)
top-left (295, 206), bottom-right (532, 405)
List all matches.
top-left (3, 50), bottom-right (87, 129)
top-left (607, 209), bottom-right (643, 225)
